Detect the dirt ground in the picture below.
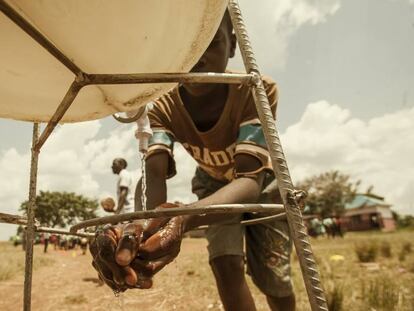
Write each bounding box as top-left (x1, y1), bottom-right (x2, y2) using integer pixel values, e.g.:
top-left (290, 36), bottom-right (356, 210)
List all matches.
top-left (1, 231), bottom-right (413, 310)
top-left (0, 238), bottom-right (234, 311)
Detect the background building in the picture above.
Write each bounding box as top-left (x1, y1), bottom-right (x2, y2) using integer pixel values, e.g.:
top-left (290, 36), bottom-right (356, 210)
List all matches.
top-left (341, 193), bottom-right (396, 232)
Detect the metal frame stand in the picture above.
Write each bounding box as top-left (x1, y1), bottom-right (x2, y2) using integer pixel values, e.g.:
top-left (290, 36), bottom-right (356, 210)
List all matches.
top-left (23, 123), bottom-right (39, 311)
top-left (229, 1), bottom-right (328, 309)
top-left (0, 0), bottom-right (327, 310)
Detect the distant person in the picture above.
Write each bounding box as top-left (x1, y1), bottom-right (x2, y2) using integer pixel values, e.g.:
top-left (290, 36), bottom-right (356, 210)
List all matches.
top-left (110, 158), bottom-right (135, 214)
top-left (80, 237), bottom-right (88, 255)
top-left (43, 232), bottom-right (50, 253)
top-left (323, 217), bottom-right (334, 238)
top-left (20, 230), bottom-right (26, 251)
top-left (333, 217), bottom-right (343, 238)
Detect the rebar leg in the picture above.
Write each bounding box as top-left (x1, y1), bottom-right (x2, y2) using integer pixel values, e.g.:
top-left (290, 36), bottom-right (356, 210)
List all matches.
top-left (23, 123), bottom-right (40, 311)
top-left (227, 1), bottom-right (328, 310)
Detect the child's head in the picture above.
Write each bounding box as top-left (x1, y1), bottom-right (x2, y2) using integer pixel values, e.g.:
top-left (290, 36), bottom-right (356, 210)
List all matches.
top-left (182, 11), bottom-right (237, 97)
top-left (111, 158), bottom-right (127, 174)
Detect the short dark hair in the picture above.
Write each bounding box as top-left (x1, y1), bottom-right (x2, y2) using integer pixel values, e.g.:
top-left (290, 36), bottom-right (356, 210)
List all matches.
top-left (114, 158), bottom-right (127, 168)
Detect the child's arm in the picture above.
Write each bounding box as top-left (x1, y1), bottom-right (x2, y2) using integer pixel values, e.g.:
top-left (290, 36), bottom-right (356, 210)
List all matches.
top-left (135, 151), bottom-right (169, 211)
top-left (137, 153), bottom-right (267, 275)
top-left (183, 153), bottom-right (265, 230)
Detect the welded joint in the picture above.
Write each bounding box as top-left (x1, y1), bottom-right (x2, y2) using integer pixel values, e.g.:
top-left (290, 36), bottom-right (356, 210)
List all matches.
top-left (75, 72), bottom-right (89, 86)
top-left (248, 71), bottom-right (262, 87)
top-left (286, 189), bottom-right (307, 211)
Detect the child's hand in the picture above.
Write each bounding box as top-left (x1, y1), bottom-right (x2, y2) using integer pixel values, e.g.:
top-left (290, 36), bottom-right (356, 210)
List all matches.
top-left (90, 222), bottom-right (152, 292)
top-left (90, 202), bottom-right (186, 292)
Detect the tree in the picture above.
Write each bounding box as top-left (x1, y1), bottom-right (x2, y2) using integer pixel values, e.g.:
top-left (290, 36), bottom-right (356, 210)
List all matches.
top-left (20, 191), bottom-right (98, 228)
top-left (296, 171), bottom-right (360, 218)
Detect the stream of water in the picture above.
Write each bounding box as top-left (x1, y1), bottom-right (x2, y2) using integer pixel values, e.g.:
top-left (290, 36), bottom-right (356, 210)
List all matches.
top-left (140, 153), bottom-right (147, 212)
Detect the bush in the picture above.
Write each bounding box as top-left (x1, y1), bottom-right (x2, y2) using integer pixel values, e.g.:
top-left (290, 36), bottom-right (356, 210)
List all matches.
top-left (327, 283), bottom-right (344, 311)
top-left (380, 241), bottom-right (392, 258)
top-left (361, 276), bottom-right (400, 311)
top-left (399, 249), bottom-right (406, 262)
top-left (355, 242), bottom-right (378, 262)
top-left (398, 242), bottom-right (412, 262)
top-left (402, 242), bottom-right (412, 254)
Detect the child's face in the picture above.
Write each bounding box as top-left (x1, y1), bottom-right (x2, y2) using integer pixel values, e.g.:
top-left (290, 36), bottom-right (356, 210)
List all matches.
top-left (182, 16), bottom-right (236, 97)
top-left (111, 160), bottom-right (122, 174)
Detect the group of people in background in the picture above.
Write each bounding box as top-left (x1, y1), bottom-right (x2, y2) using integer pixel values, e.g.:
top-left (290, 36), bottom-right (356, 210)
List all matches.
top-left (308, 216), bottom-right (343, 238)
top-left (27, 232), bottom-right (89, 255)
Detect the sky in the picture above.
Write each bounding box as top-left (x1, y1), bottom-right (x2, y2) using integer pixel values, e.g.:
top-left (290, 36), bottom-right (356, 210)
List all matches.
top-left (1, 0), bottom-right (414, 240)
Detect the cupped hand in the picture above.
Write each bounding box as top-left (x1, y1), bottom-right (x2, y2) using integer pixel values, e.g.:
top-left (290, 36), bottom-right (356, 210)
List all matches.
top-left (90, 222), bottom-right (152, 292)
top-left (139, 212), bottom-right (186, 276)
top-left (89, 202), bottom-right (187, 292)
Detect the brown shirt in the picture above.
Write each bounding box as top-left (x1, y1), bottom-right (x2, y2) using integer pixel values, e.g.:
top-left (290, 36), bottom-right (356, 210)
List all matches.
top-left (147, 75), bottom-right (278, 182)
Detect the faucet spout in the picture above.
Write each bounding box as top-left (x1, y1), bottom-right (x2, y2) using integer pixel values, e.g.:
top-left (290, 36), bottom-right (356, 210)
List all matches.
top-left (134, 104), bottom-right (153, 154)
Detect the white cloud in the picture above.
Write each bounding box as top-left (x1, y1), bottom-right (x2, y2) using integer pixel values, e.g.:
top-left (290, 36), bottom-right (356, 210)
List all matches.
top-left (230, 0), bottom-right (341, 70)
top-left (282, 101), bottom-right (414, 215)
top-left (0, 120), bottom-right (140, 239)
top-left (0, 119), bottom-right (197, 239)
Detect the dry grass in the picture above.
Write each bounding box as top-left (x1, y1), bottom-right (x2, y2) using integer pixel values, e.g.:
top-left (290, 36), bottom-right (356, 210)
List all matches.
top-left (0, 231), bottom-right (413, 311)
top-left (354, 241), bottom-right (378, 262)
top-left (64, 294), bottom-right (88, 305)
top-left (380, 240), bottom-right (392, 258)
top-left (0, 242), bottom-right (54, 281)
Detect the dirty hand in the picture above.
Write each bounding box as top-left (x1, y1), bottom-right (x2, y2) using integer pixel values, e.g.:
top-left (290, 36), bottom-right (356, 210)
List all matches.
top-left (90, 203), bottom-right (186, 292)
top-left (90, 222), bottom-right (152, 292)
top-left (138, 203), bottom-right (187, 277)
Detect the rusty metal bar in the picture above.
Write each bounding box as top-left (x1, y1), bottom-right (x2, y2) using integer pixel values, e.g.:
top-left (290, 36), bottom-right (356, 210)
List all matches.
top-left (23, 123), bottom-right (40, 311)
top-left (35, 226), bottom-right (94, 238)
top-left (34, 80), bottom-right (84, 151)
top-left (0, 212), bottom-right (92, 237)
top-left (228, 1), bottom-right (328, 310)
top-left (70, 204), bottom-right (285, 233)
top-left (195, 212), bottom-right (287, 230)
top-left (85, 72), bottom-right (254, 85)
top-left (0, 0), bottom-right (83, 76)
top-left (0, 212), bottom-right (34, 226)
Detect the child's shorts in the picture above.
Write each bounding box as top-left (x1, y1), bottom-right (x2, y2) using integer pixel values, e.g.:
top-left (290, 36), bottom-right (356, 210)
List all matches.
top-left (191, 167), bottom-right (294, 298)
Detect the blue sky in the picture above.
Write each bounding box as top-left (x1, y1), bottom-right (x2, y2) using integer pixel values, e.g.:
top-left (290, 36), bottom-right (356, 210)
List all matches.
top-left (1, 0), bottom-right (414, 239)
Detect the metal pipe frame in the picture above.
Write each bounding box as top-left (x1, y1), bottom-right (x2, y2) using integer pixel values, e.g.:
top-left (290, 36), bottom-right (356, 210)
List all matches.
top-left (85, 72), bottom-right (254, 85)
top-left (0, 1), bottom-right (326, 310)
top-left (0, 212), bottom-right (34, 226)
top-left (196, 212), bottom-right (287, 230)
top-left (0, 212), bottom-right (93, 238)
top-left (228, 1), bottom-right (328, 310)
top-left (35, 226), bottom-right (94, 238)
top-left (34, 72), bottom-right (254, 152)
top-left (70, 204), bottom-right (285, 233)
top-left (23, 123), bottom-right (39, 311)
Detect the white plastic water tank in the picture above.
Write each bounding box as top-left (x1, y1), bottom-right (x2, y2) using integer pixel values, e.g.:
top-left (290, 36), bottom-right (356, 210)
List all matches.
top-left (0, 0), bottom-right (227, 122)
